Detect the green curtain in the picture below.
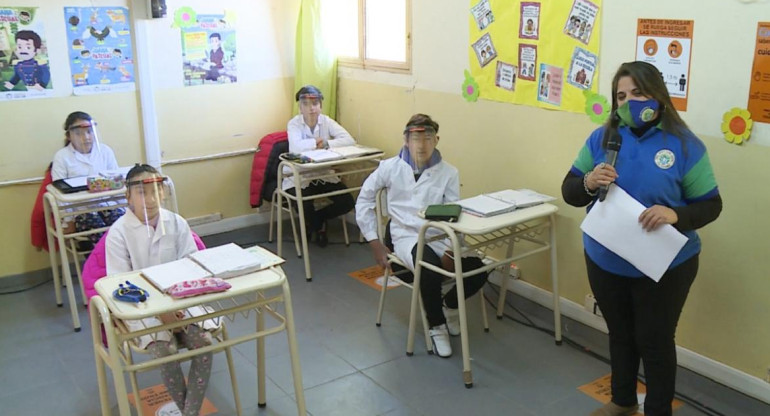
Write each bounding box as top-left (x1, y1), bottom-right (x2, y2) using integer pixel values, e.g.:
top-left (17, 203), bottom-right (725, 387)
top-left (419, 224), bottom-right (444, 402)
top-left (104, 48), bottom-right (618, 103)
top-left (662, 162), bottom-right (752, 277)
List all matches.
top-left (294, 0), bottom-right (338, 119)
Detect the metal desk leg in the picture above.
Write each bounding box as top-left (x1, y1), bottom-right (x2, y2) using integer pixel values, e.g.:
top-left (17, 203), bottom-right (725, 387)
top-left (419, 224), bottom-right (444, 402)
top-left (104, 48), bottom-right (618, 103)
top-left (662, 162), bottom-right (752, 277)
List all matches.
top-left (42, 194), bottom-right (63, 307)
top-left (405, 238), bottom-right (425, 357)
top-left (49, 196), bottom-right (81, 331)
top-left (496, 236), bottom-right (516, 319)
top-left (281, 280), bottom-right (306, 414)
top-left (257, 293), bottom-right (267, 407)
top-left (449, 234), bottom-right (473, 388)
top-left (550, 213), bottom-right (562, 345)
top-left (90, 297), bottom-right (112, 416)
top-left (293, 184), bottom-right (312, 281)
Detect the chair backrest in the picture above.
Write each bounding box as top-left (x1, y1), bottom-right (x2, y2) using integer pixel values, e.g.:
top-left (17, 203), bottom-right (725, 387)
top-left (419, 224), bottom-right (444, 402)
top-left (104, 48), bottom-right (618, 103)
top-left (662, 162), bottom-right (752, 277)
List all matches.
top-left (250, 131), bottom-right (288, 208)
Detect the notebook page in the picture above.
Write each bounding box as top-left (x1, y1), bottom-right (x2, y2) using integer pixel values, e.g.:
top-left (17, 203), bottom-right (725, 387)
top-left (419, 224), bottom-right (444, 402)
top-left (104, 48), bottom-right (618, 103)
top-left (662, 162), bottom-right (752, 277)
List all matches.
top-left (141, 258), bottom-right (213, 292)
top-left (486, 189), bottom-right (555, 208)
top-left (188, 243), bottom-right (266, 279)
top-left (456, 194), bottom-right (515, 217)
top-left (300, 149), bottom-right (343, 162)
top-left (332, 145), bottom-right (381, 158)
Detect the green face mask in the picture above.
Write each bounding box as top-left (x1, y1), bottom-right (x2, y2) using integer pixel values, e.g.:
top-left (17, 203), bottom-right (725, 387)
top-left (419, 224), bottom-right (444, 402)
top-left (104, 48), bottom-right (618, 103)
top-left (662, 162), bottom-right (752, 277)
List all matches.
top-left (616, 99), bottom-right (660, 128)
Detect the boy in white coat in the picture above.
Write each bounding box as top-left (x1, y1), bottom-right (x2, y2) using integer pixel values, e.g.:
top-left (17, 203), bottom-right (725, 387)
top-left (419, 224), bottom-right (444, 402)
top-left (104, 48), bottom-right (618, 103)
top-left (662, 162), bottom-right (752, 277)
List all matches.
top-left (356, 114), bottom-right (488, 358)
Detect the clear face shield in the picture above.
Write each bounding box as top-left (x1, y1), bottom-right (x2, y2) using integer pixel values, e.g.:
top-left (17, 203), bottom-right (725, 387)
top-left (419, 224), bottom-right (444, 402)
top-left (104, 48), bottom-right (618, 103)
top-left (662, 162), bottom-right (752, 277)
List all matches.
top-left (67, 120), bottom-right (102, 156)
top-left (404, 125), bottom-right (438, 169)
top-left (125, 174), bottom-right (176, 237)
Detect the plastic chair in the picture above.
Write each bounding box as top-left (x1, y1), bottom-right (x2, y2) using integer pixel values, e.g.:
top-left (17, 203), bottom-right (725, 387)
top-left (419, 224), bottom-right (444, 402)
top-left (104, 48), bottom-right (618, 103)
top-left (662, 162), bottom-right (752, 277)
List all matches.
top-left (373, 188), bottom-right (489, 353)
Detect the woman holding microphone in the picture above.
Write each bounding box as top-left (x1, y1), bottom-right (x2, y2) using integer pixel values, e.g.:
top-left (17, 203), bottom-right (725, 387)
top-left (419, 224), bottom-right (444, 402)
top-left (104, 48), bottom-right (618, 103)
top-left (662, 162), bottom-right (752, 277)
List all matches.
top-left (561, 61), bottom-right (722, 416)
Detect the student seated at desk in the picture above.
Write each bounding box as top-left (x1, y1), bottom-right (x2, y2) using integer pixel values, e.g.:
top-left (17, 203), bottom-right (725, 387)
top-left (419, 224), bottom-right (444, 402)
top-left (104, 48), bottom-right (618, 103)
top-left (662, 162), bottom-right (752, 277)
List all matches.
top-left (284, 85), bottom-right (356, 247)
top-left (52, 111), bottom-right (124, 243)
top-left (355, 114), bottom-right (488, 358)
top-left (105, 164), bottom-right (214, 416)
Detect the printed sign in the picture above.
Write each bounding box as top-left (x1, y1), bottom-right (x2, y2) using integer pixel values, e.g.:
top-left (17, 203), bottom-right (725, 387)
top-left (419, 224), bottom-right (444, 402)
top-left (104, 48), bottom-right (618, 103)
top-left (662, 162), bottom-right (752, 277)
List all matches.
top-left (518, 44), bottom-right (537, 81)
top-left (563, 0), bottom-right (598, 45)
top-left (748, 22), bottom-right (770, 124)
top-left (495, 60), bottom-right (517, 91)
top-left (472, 32), bottom-right (497, 68)
top-left (519, 2), bottom-right (540, 40)
top-left (471, 0), bottom-right (495, 31)
top-left (537, 64), bottom-right (563, 106)
top-left (636, 19), bottom-right (694, 111)
top-left (0, 7), bottom-right (54, 100)
top-left (567, 47), bottom-right (597, 90)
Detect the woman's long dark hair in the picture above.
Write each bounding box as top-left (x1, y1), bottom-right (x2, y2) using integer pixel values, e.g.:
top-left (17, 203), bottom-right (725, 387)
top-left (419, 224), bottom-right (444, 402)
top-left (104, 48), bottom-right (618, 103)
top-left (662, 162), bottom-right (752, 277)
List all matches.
top-left (605, 61), bottom-right (691, 141)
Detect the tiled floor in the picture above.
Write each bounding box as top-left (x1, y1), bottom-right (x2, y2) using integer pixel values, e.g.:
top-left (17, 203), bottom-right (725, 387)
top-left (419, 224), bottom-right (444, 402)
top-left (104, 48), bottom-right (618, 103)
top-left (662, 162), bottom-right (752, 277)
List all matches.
top-left (1, 223), bottom-right (768, 415)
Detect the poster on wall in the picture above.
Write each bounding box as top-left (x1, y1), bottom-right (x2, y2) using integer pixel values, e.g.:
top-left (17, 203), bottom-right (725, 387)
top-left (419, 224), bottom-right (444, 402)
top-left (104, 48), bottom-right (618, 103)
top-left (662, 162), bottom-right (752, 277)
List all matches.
top-left (748, 22), bottom-right (770, 124)
top-left (471, 0), bottom-right (494, 31)
top-left (0, 7), bottom-right (54, 101)
top-left (180, 12), bottom-right (237, 86)
top-left (63, 7), bottom-right (135, 95)
top-left (567, 47), bottom-right (597, 90)
top-left (635, 19), bottom-right (694, 111)
top-left (467, 0), bottom-right (602, 114)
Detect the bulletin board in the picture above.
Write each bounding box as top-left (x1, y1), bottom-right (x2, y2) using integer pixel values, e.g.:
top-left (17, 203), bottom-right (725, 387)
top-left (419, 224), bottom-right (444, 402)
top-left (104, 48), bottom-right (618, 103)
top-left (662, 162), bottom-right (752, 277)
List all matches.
top-left (468, 0), bottom-right (603, 113)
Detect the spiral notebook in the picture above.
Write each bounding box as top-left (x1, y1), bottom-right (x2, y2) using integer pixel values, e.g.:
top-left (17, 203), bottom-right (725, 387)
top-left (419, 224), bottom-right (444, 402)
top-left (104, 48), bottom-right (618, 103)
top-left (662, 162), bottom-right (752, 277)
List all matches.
top-left (457, 189), bottom-right (555, 217)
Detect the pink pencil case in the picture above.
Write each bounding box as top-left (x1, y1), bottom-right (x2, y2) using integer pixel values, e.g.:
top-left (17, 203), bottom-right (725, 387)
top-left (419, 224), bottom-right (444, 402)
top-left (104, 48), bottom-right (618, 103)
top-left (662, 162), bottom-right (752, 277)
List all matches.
top-left (167, 277), bottom-right (231, 298)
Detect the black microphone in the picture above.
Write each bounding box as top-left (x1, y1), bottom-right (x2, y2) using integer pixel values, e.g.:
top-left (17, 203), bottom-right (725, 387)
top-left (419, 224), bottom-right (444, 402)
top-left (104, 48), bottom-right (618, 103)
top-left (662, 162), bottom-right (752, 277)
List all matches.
top-left (598, 129), bottom-right (622, 202)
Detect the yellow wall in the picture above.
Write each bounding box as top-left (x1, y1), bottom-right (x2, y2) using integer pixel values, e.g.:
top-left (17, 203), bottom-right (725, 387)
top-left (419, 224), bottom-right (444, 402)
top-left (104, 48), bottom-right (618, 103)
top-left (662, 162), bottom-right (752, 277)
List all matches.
top-left (336, 0), bottom-right (770, 381)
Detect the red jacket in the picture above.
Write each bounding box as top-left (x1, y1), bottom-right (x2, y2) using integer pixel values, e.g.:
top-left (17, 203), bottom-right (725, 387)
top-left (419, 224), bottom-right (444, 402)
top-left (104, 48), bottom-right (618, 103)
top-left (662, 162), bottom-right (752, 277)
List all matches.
top-left (249, 131), bottom-right (288, 208)
top-left (31, 167), bottom-right (54, 251)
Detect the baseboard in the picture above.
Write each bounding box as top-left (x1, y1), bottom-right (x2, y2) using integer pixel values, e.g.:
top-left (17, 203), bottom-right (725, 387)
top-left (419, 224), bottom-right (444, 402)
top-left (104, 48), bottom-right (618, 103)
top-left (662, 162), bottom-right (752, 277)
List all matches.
top-left (191, 212), bottom-right (271, 236)
top-left (488, 272), bottom-right (770, 404)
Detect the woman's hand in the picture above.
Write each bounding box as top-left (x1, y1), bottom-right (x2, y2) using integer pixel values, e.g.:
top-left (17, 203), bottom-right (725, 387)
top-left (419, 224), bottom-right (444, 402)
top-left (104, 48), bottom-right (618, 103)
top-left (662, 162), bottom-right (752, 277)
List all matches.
top-left (159, 310), bottom-right (185, 324)
top-left (585, 162), bottom-right (618, 191)
top-left (639, 205), bottom-right (678, 231)
top-left (369, 240), bottom-right (392, 271)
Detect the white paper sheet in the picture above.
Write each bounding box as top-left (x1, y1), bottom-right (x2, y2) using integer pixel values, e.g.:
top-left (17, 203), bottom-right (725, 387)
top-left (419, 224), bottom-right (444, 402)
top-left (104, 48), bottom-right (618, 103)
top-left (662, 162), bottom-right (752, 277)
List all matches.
top-left (580, 185), bottom-right (688, 282)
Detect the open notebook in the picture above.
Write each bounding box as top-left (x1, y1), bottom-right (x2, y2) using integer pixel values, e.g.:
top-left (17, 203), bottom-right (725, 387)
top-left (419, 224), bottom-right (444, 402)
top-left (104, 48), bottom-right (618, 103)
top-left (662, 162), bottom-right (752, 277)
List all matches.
top-left (141, 243), bottom-right (286, 292)
top-left (300, 145), bottom-right (381, 162)
top-left (457, 189), bottom-right (555, 217)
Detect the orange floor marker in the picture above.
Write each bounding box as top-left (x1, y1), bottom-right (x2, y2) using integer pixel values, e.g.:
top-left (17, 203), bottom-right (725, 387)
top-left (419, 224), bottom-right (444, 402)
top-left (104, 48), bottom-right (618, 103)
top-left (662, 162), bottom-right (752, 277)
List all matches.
top-left (348, 265), bottom-right (402, 291)
top-left (127, 383), bottom-right (217, 415)
top-left (578, 373), bottom-right (683, 414)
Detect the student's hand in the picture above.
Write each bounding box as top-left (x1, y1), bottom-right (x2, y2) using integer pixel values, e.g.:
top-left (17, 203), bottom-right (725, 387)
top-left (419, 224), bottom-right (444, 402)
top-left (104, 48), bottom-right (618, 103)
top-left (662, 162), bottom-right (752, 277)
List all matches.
top-left (62, 221), bottom-right (76, 234)
top-left (585, 162), bottom-right (618, 191)
top-left (315, 138), bottom-right (326, 149)
top-left (441, 251), bottom-right (456, 272)
top-left (369, 240), bottom-right (392, 272)
top-left (159, 310), bottom-right (185, 324)
top-left (31, 83), bottom-right (44, 91)
top-left (639, 205), bottom-right (678, 231)
top-left (3, 81), bottom-right (13, 90)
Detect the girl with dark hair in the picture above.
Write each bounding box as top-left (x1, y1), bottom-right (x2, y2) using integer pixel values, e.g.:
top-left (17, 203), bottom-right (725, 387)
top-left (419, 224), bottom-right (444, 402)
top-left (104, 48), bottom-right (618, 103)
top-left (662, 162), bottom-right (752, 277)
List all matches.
top-left (284, 85), bottom-right (356, 247)
top-left (106, 164), bottom-right (215, 416)
top-left (561, 61), bottom-right (722, 416)
top-left (52, 111), bottom-right (123, 242)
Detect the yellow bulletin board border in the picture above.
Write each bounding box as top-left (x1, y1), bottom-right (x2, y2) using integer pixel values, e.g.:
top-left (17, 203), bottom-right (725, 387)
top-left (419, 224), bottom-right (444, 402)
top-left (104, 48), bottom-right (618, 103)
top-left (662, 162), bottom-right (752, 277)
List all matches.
top-left (468, 0), bottom-right (603, 114)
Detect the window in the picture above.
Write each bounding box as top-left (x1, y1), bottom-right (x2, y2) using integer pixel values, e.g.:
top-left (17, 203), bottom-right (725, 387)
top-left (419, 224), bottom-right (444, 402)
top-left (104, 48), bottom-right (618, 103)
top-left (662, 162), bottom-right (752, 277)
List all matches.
top-left (321, 0), bottom-right (411, 72)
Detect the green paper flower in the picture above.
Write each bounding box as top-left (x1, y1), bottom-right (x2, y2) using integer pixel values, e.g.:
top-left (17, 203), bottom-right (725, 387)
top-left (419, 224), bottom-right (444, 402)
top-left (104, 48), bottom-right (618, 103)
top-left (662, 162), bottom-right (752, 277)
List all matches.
top-left (173, 7), bottom-right (197, 29)
top-left (462, 70), bottom-right (479, 102)
top-left (584, 91), bottom-right (610, 124)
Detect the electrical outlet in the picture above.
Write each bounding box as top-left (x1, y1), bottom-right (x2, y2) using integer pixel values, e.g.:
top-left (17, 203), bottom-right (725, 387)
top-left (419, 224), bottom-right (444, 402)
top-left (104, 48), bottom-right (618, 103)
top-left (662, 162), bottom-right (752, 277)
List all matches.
top-left (509, 264), bottom-right (520, 279)
top-left (584, 294), bottom-right (603, 317)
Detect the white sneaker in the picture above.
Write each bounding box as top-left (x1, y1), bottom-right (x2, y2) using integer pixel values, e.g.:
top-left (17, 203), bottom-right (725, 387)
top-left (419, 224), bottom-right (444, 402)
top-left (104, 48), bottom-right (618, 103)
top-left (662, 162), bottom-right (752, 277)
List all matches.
top-left (429, 324), bottom-right (452, 358)
top-left (443, 306), bottom-right (460, 336)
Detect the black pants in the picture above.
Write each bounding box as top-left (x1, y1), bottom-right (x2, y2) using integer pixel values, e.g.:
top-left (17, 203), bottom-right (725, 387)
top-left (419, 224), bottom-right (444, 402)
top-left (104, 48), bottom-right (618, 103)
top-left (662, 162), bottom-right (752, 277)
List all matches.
top-left (286, 181), bottom-right (354, 233)
top-left (392, 244), bottom-right (488, 328)
top-left (586, 253), bottom-right (698, 416)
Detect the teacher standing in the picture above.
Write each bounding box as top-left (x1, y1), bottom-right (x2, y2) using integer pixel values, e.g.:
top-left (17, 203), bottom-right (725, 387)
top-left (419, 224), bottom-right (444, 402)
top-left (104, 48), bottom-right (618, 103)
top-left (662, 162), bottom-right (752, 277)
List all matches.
top-left (561, 61), bottom-right (722, 416)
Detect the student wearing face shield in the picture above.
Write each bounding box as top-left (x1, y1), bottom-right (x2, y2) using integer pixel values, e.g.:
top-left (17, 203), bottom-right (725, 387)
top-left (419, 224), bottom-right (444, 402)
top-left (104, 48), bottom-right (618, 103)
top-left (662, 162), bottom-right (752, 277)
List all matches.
top-left (283, 85), bottom-right (357, 247)
top-left (51, 111), bottom-right (124, 242)
top-left (355, 114), bottom-right (489, 358)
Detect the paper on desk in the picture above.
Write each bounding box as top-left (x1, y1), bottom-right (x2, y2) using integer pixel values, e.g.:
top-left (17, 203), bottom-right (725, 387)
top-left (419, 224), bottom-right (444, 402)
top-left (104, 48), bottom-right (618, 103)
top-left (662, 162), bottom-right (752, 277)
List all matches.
top-left (580, 185), bottom-right (687, 282)
top-left (63, 176), bottom-right (88, 187)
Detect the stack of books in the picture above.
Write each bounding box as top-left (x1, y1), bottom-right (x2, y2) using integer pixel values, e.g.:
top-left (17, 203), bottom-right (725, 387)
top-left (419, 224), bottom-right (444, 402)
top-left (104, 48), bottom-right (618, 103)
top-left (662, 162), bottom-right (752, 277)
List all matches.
top-left (457, 189), bottom-right (555, 217)
top-left (141, 243), bottom-right (285, 292)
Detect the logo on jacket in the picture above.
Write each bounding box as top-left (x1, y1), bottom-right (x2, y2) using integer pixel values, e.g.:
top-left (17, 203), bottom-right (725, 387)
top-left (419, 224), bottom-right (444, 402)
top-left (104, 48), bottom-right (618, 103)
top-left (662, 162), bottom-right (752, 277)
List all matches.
top-left (654, 149), bottom-right (675, 169)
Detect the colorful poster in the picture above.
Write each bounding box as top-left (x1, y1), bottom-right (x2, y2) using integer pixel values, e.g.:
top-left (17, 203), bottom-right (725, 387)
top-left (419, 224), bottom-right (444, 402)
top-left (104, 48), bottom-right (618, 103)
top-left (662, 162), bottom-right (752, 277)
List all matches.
top-left (468, 0), bottom-right (602, 113)
top-left (537, 64), bottom-right (563, 106)
top-left (495, 61), bottom-right (517, 91)
top-left (567, 47), bottom-right (597, 90)
top-left (518, 44), bottom-right (537, 81)
top-left (472, 33), bottom-right (497, 68)
top-left (563, 0), bottom-right (598, 45)
top-left (181, 12), bottom-right (237, 86)
top-left (519, 2), bottom-right (540, 40)
top-left (748, 23), bottom-right (770, 124)
top-left (63, 7), bottom-right (135, 95)
top-left (471, 0), bottom-right (495, 31)
top-left (635, 19), bottom-right (694, 111)
top-left (0, 7), bottom-right (54, 101)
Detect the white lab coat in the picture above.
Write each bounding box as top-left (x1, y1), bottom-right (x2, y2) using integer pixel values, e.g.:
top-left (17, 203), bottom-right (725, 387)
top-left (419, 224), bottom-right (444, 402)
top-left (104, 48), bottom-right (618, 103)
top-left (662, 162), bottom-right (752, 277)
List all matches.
top-left (51, 143), bottom-right (119, 180)
top-left (282, 114), bottom-right (356, 190)
top-left (106, 208), bottom-right (213, 349)
top-left (356, 156), bottom-right (460, 270)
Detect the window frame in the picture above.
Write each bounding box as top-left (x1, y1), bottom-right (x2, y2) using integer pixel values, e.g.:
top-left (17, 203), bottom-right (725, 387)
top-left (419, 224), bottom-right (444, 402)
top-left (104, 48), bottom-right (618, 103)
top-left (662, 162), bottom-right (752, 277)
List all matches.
top-left (336, 0), bottom-right (412, 74)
